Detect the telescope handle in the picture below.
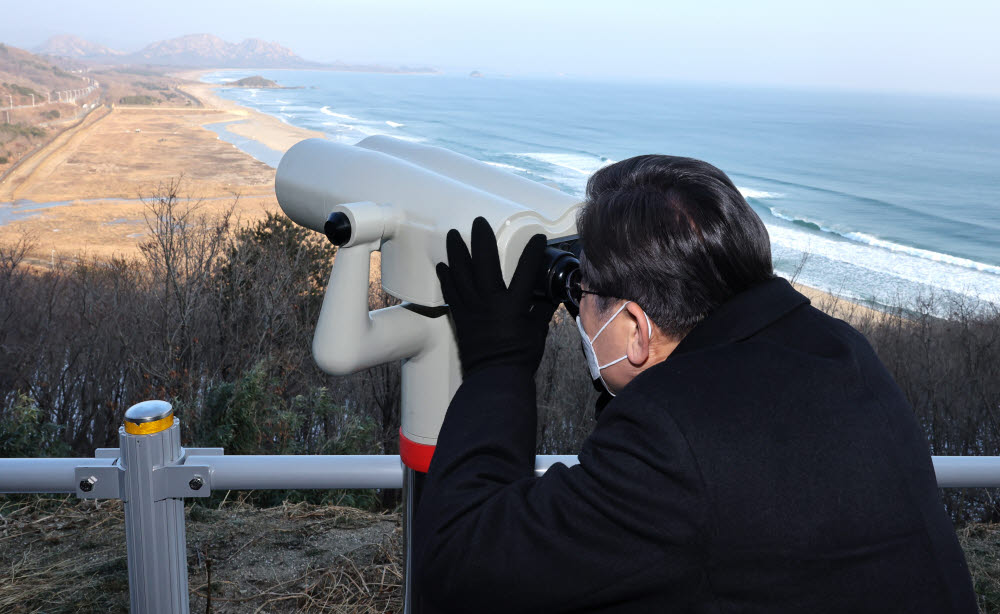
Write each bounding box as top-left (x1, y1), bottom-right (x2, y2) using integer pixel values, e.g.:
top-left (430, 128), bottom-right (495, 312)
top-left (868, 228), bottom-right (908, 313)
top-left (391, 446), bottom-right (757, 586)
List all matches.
top-left (312, 239), bottom-right (429, 375)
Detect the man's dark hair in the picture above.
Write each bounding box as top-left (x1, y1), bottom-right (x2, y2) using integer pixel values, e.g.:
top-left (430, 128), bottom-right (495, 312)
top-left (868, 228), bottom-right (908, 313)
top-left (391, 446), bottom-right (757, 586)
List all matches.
top-left (577, 154), bottom-right (774, 339)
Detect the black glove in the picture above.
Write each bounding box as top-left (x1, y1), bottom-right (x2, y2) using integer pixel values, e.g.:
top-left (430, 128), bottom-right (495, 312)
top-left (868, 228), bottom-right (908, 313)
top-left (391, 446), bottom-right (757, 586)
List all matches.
top-left (436, 216), bottom-right (557, 376)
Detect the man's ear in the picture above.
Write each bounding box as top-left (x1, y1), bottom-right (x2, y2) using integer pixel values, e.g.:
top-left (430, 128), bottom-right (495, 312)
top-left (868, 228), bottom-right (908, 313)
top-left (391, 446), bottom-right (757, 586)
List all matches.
top-left (624, 302), bottom-right (650, 367)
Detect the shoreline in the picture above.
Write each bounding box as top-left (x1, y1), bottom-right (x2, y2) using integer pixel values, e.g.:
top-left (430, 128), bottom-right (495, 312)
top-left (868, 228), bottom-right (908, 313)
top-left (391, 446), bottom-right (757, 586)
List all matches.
top-left (173, 69), bottom-right (325, 155)
top-left (181, 73), bottom-right (882, 320)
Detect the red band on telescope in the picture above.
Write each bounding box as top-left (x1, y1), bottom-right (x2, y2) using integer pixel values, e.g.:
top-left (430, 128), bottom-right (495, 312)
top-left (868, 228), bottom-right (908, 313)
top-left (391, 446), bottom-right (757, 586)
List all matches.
top-left (399, 429), bottom-right (436, 473)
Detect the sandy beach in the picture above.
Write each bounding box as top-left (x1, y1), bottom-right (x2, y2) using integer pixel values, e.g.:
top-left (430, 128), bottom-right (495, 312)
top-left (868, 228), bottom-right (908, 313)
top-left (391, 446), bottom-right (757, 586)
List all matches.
top-left (173, 69), bottom-right (325, 154)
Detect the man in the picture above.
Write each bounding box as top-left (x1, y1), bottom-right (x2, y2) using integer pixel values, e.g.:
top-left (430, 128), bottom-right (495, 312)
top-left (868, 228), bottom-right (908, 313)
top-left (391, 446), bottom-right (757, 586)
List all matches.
top-left (413, 155), bottom-right (977, 612)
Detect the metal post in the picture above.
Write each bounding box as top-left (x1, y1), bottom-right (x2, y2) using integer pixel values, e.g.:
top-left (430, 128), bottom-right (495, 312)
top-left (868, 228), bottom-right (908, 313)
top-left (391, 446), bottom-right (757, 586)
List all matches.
top-left (120, 400), bottom-right (190, 614)
top-left (402, 466), bottom-right (425, 614)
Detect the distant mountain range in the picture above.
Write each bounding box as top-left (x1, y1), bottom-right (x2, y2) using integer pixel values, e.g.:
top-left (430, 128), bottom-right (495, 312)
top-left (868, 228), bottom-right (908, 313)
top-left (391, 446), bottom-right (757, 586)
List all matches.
top-left (33, 34), bottom-right (434, 73)
top-left (35, 35), bottom-right (125, 60)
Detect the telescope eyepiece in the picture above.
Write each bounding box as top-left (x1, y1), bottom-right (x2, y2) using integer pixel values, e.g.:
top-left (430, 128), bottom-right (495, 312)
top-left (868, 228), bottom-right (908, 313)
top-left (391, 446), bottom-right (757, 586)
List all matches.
top-left (536, 244), bottom-right (581, 311)
top-left (324, 212), bottom-right (353, 246)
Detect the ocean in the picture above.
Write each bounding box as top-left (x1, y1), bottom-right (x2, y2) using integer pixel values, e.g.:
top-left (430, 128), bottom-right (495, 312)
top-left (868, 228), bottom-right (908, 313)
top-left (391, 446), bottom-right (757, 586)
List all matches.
top-left (200, 70), bottom-right (1000, 311)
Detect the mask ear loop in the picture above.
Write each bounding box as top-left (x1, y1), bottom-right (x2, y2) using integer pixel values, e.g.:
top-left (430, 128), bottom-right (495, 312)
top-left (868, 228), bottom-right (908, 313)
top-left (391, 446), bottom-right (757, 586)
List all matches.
top-left (589, 301), bottom-right (632, 343)
top-left (594, 305), bottom-right (654, 370)
top-left (596, 307), bottom-right (654, 398)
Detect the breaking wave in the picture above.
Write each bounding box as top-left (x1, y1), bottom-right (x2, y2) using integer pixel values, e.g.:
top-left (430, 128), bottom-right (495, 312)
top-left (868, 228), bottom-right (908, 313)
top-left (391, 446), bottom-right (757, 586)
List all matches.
top-left (320, 106), bottom-right (359, 121)
top-left (768, 207), bottom-right (1000, 276)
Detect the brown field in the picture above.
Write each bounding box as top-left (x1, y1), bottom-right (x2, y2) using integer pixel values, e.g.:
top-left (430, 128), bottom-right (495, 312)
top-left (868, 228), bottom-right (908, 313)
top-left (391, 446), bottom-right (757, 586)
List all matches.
top-left (0, 75), bottom-right (323, 261)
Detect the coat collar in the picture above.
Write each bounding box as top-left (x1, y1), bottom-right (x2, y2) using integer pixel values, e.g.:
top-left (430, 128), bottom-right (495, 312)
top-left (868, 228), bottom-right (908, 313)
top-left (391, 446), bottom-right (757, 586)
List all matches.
top-left (669, 276), bottom-right (810, 358)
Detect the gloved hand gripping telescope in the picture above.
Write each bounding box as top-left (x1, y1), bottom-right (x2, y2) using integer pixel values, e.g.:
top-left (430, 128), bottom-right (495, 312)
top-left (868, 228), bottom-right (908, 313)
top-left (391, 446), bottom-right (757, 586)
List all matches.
top-left (275, 136), bottom-right (582, 471)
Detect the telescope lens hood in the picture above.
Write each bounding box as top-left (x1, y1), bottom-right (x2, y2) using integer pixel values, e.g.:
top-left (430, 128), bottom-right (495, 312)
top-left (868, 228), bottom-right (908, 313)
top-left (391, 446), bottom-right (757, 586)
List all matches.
top-left (324, 212), bottom-right (353, 246)
top-left (537, 245), bottom-right (581, 309)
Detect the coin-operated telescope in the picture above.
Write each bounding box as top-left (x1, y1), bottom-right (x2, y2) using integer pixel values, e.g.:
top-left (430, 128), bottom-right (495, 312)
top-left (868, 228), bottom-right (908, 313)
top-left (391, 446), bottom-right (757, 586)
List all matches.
top-left (276, 135), bottom-right (582, 472)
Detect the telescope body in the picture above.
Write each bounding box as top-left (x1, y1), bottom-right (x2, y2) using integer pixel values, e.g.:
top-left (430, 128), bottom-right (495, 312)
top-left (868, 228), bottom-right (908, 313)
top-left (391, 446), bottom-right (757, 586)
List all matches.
top-left (276, 136), bottom-right (580, 306)
top-left (275, 136), bottom-right (582, 469)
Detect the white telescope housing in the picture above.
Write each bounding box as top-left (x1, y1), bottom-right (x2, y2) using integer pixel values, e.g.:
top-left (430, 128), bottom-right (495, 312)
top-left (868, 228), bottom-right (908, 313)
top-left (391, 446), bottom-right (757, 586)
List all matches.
top-left (275, 136), bottom-right (582, 467)
top-left (277, 136), bottom-right (580, 306)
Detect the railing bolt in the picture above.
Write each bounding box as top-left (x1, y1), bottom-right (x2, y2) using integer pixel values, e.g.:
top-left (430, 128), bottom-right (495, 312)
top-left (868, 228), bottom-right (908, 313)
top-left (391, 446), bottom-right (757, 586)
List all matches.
top-left (189, 476), bottom-right (204, 491)
top-left (80, 476), bottom-right (97, 492)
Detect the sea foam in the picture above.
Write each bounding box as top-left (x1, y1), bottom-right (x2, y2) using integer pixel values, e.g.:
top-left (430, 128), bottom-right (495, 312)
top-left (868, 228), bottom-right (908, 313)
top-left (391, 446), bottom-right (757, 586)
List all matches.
top-left (511, 152), bottom-right (616, 193)
top-left (768, 207), bottom-right (1000, 276)
top-left (484, 161), bottom-right (530, 173)
top-left (738, 187), bottom-right (784, 199)
top-left (765, 223), bottom-right (1000, 303)
top-left (515, 152), bottom-right (615, 176)
top-left (320, 106), bottom-right (360, 121)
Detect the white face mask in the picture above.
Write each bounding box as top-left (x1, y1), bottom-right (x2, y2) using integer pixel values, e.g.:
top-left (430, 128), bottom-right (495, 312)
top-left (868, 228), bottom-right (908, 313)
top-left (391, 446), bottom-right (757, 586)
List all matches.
top-left (576, 301), bottom-right (652, 397)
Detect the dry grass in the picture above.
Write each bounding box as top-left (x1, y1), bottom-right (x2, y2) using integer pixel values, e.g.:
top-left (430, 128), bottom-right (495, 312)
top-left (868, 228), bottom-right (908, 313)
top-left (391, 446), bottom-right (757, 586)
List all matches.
top-left (0, 496), bottom-right (128, 612)
top-left (959, 523), bottom-right (1000, 614)
top-left (2, 494), bottom-right (997, 612)
top-left (0, 495), bottom-right (403, 613)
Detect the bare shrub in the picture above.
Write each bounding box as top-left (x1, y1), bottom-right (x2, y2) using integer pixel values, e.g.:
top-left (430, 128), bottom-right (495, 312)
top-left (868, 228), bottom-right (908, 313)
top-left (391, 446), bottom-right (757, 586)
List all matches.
top-left (849, 295), bottom-right (1000, 523)
top-left (138, 178), bottom-right (235, 400)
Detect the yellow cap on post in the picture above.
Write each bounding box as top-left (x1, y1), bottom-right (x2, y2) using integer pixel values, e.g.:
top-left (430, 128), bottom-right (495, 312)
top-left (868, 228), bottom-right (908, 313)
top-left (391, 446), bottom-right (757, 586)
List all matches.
top-left (124, 400), bottom-right (175, 435)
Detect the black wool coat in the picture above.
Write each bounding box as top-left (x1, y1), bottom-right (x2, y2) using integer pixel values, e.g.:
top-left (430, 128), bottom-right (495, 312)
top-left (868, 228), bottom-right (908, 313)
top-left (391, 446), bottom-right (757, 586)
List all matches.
top-left (412, 276), bottom-right (977, 613)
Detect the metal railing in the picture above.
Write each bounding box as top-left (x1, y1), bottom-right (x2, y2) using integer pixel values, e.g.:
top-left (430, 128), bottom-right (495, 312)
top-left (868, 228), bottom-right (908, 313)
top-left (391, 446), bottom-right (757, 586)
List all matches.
top-left (8, 453), bottom-right (1000, 493)
top-left (2, 400), bottom-right (999, 613)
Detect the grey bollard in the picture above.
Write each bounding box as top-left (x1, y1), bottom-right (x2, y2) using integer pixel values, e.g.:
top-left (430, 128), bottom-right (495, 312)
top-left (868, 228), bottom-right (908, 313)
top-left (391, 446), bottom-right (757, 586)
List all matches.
top-left (120, 400), bottom-right (190, 614)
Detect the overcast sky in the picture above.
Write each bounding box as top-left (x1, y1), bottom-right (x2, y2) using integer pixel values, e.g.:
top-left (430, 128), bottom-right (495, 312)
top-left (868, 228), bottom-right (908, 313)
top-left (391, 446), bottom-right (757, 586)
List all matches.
top-left (3, 0), bottom-right (999, 97)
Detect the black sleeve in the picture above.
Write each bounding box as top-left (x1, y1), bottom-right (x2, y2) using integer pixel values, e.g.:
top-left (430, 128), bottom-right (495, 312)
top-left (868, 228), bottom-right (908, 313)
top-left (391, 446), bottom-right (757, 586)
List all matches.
top-left (412, 364), bottom-right (708, 613)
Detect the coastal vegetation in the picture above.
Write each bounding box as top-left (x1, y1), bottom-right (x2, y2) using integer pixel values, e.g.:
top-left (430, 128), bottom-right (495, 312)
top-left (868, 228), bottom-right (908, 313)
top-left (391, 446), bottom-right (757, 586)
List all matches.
top-left (0, 123), bottom-right (47, 168)
top-left (0, 122), bottom-right (46, 139)
top-left (2, 82), bottom-right (42, 99)
top-left (117, 94), bottom-right (160, 105)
